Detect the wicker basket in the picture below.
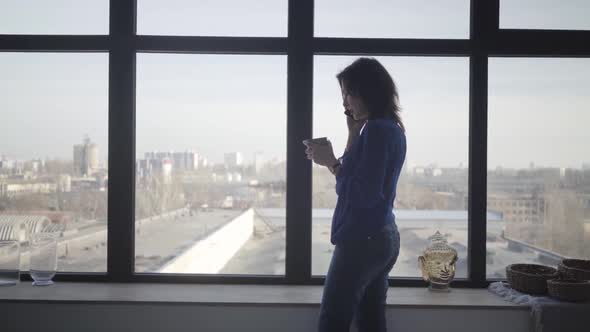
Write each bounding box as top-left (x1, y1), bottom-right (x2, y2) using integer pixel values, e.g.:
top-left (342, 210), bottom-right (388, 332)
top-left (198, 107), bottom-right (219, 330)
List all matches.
top-left (547, 279), bottom-right (590, 302)
top-left (558, 259), bottom-right (590, 281)
top-left (506, 264), bottom-right (558, 295)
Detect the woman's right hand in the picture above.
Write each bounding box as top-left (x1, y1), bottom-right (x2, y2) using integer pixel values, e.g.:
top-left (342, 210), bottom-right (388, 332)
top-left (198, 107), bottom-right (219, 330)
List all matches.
top-left (346, 111), bottom-right (365, 137)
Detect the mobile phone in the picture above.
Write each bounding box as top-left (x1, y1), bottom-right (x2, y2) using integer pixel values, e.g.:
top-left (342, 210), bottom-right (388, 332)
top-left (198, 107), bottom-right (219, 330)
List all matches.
top-left (344, 109), bottom-right (352, 118)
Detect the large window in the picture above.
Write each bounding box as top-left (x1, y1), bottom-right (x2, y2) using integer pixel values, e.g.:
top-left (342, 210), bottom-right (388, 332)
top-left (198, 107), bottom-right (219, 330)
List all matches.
top-left (487, 58), bottom-right (590, 278)
top-left (2, 0), bottom-right (588, 286)
top-left (0, 53), bottom-right (109, 272)
top-left (135, 54), bottom-right (287, 275)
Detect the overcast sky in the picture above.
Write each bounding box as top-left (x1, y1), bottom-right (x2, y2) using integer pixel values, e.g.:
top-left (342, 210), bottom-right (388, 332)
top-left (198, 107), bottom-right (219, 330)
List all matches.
top-left (1, 0), bottom-right (589, 169)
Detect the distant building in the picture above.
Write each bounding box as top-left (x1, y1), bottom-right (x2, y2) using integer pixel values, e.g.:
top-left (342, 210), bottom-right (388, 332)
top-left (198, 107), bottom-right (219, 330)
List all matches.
top-left (162, 158), bottom-right (173, 178)
top-left (171, 151), bottom-right (199, 171)
top-left (0, 180), bottom-right (57, 198)
top-left (138, 158), bottom-right (167, 178)
top-left (488, 193), bottom-right (545, 225)
top-left (155, 152), bottom-right (169, 160)
top-left (199, 157), bottom-right (209, 168)
top-left (73, 137), bottom-right (99, 176)
top-left (140, 151), bottom-right (198, 174)
top-left (0, 160), bottom-right (14, 170)
top-left (31, 159), bottom-right (44, 173)
top-left (73, 145), bottom-right (85, 175)
top-left (87, 143), bottom-right (99, 170)
top-left (224, 152), bottom-right (243, 170)
top-left (0, 159), bottom-right (24, 175)
top-left (233, 172), bottom-right (242, 183)
top-left (137, 150), bottom-right (200, 180)
top-left (136, 159), bottom-right (151, 179)
top-left (224, 172), bottom-right (242, 183)
top-left (253, 152), bottom-right (263, 175)
top-left (58, 174), bottom-right (72, 192)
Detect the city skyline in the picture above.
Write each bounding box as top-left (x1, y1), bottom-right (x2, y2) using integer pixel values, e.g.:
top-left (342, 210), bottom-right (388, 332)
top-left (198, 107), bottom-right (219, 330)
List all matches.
top-left (3, 140), bottom-right (590, 172)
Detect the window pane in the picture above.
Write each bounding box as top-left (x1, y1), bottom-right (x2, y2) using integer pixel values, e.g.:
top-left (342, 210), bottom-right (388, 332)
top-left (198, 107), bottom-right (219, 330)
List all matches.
top-left (137, 0), bottom-right (287, 37)
top-left (0, 53), bottom-right (108, 273)
top-left (500, 0), bottom-right (590, 30)
top-left (312, 56), bottom-right (469, 278)
top-left (0, 0), bottom-right (109, 34)
top-left (135, 54), bottom-right (287, 275)
top-left (487, 58), bottom-right (590, 278)
top-left (315, 0), bottom-right (470, 39)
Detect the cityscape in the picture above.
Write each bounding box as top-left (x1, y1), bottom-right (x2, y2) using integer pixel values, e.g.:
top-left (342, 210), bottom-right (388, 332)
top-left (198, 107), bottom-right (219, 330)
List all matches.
top-left (1, 137), bottom-right (589, 277)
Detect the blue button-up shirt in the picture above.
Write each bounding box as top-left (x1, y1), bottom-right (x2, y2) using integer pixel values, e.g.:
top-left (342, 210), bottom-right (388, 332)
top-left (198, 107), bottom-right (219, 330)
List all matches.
top-left (331, 118), bottom-right (406, 245)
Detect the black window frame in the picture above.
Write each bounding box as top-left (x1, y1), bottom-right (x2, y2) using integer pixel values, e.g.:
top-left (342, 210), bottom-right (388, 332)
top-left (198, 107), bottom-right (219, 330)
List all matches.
top-left (1, 0), bottom-right (588, 287)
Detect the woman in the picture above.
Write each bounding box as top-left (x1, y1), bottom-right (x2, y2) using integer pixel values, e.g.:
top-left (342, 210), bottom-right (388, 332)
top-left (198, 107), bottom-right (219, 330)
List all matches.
top-left (305, 57), bottom-right (406, 332)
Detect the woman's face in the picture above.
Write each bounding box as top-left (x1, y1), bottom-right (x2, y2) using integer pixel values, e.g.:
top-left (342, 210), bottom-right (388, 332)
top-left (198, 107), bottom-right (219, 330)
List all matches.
top-left (340, 81), bottom-right (369, 121)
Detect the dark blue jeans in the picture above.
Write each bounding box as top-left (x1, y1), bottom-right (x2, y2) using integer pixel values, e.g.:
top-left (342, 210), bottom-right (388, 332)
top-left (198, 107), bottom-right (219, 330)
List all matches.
top-left (318, 223), bottom-right (400, 332)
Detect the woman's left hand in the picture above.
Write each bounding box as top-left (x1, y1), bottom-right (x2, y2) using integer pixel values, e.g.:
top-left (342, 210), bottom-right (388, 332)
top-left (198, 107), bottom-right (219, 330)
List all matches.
top-left (306, 141), bottom-right (338, 167)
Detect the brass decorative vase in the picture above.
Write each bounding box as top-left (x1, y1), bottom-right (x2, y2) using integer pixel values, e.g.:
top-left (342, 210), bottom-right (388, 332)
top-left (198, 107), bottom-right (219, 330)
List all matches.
top-left (418, 231), bottom-right (458, 292)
